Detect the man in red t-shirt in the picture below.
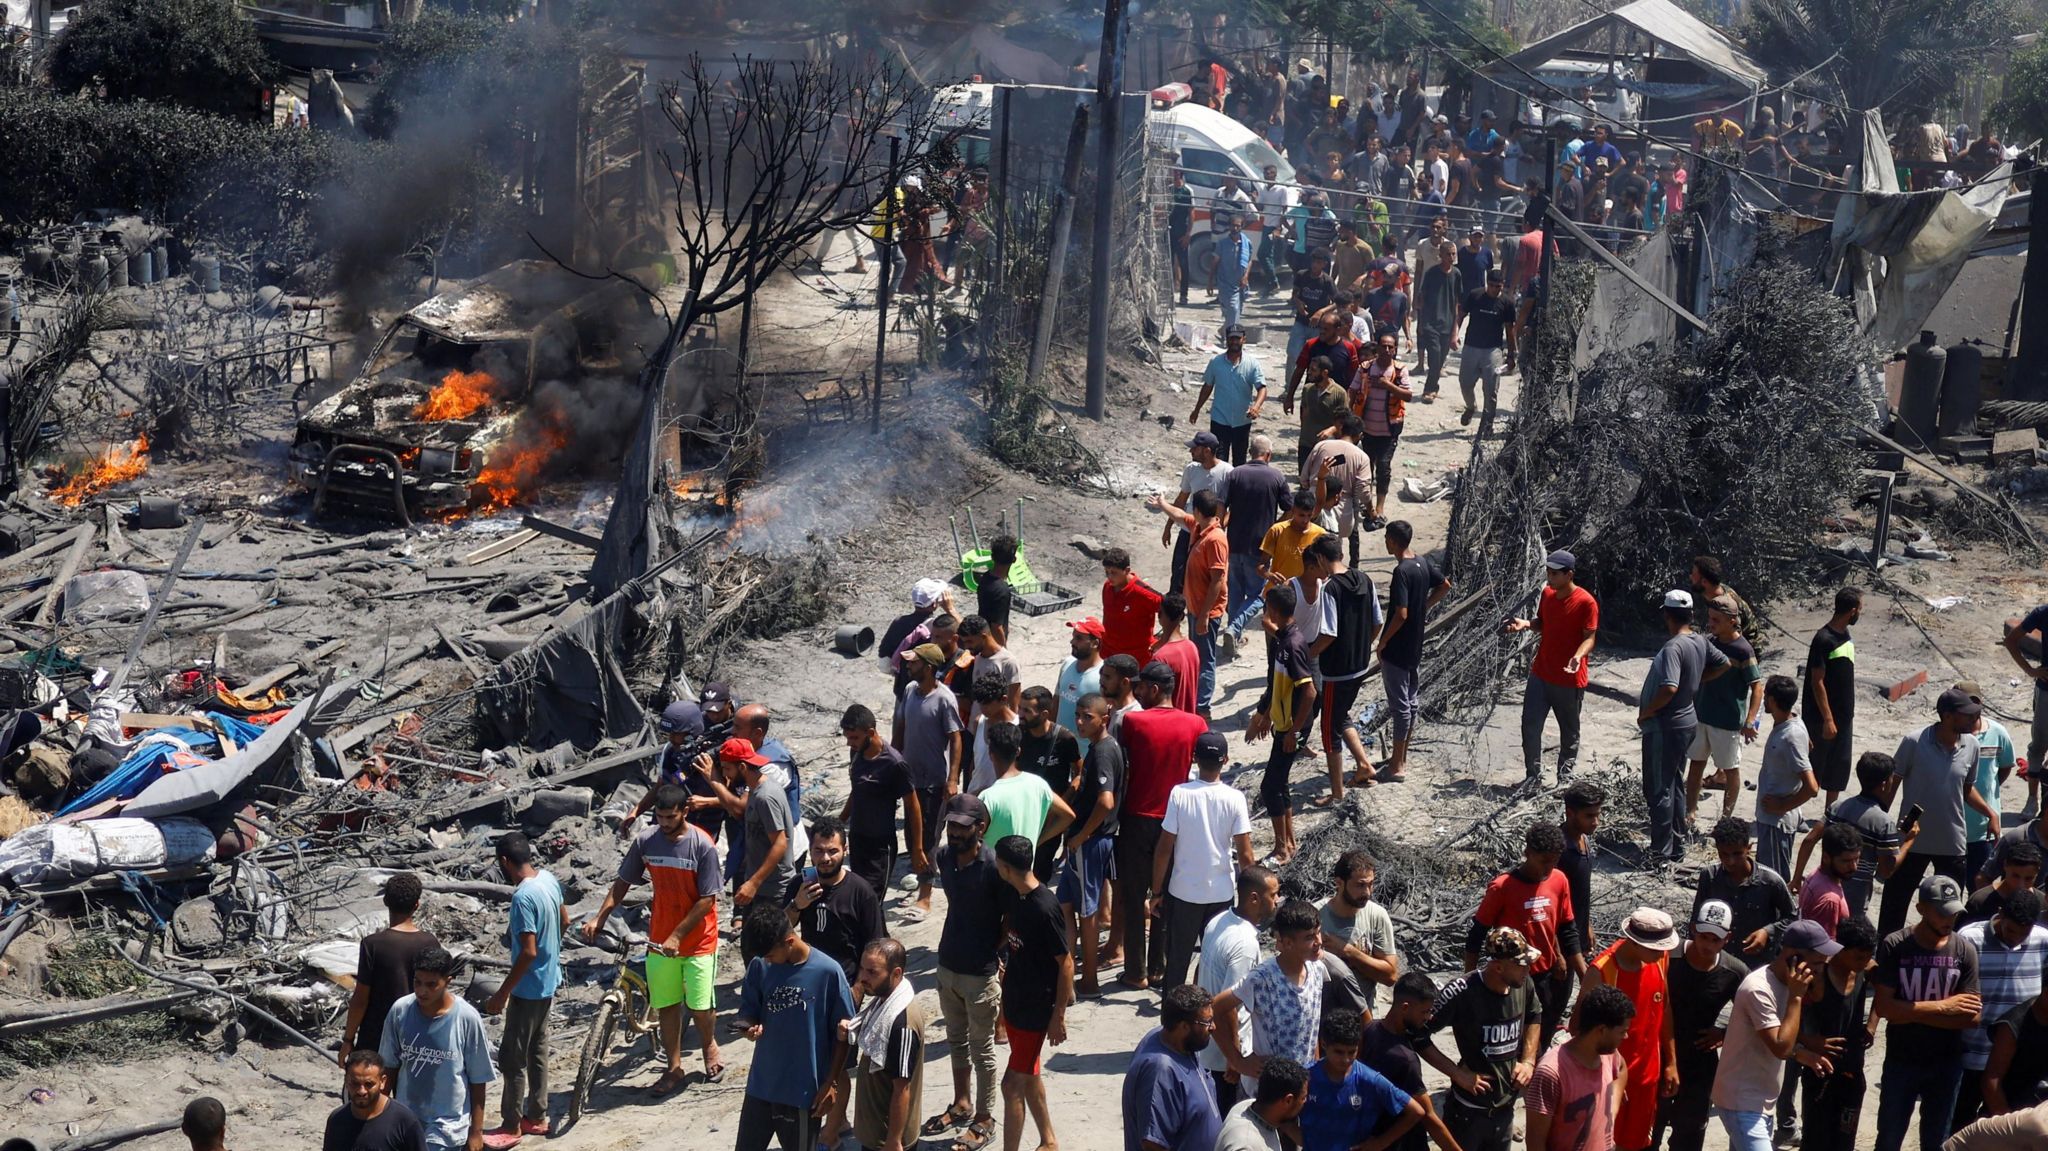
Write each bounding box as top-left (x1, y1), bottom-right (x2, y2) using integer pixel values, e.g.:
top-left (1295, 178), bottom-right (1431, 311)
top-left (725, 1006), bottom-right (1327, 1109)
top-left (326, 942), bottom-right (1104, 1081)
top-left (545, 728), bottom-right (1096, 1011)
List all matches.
top-left (1150, 594), bottom-right (1202, 715)
top-left (1099, 547), bottom-right (1163, 667)
top-left (1506, 549), bottom-right (1598, 785)
top-left (1583, 908), bottom-right (1681, 1151)
top-left (1467, 820), bottom-right (1587, 1045)
top-left (1149, 489), bottom-right (1229, 719)
top-left (1114, 661), bottom-right (1209, 989)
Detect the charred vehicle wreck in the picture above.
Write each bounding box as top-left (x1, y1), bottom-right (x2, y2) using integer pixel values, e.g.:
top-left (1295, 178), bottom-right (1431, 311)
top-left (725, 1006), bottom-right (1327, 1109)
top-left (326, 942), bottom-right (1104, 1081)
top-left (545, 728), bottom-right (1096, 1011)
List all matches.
top-left (290, 261), bottom-right (658, 522)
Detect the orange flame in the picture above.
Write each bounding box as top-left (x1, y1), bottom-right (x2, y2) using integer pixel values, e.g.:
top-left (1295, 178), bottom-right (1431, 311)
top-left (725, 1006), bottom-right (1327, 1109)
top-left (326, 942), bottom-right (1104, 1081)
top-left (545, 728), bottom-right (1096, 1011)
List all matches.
top-left (50, 435), bottom-right (149, 506)
top-left (472, 419), bottom-right (570, 514)
top-left (414, 369), bottom-right (496, 422)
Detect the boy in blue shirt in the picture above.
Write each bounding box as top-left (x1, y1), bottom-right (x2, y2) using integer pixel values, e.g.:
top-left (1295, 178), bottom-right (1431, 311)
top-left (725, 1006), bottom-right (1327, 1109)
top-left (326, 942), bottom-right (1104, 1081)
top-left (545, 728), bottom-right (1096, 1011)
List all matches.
top-left (1301, 1009), bottom-right (1425, 1151)
top-left (483, 832), bottom-right (563, 1147)
top-left (735, 903), bottom-right (855, 1151)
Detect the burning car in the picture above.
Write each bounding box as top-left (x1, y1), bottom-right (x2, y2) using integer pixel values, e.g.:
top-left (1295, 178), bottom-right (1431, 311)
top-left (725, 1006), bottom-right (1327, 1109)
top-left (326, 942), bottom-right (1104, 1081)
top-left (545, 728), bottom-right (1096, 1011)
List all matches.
top-left (290, 260), bottom-right (658, 522)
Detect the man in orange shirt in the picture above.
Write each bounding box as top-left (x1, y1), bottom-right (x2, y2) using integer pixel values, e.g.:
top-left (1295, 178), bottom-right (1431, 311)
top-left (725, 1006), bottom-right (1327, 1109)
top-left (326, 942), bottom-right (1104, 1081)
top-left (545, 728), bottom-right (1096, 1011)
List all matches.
top-left (1583, 907), bottom-right (1682, 1151)
top-left (1149, 489), bottom-right (1229, 719)
top-left (581, 783), bottom-right (725, 1093)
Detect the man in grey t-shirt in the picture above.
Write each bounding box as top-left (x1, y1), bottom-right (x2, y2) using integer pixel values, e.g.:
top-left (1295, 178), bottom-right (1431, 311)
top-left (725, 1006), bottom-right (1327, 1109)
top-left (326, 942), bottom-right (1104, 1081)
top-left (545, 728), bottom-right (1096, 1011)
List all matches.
top-left (1638, 590), bottom-right (1730, 862)
top-left (729, 738), bottom-right (798, 917)
top-left (1879, 688), bottom-right (1996, 936)
top-left (1317, 848), bottom-right (1399, 1013)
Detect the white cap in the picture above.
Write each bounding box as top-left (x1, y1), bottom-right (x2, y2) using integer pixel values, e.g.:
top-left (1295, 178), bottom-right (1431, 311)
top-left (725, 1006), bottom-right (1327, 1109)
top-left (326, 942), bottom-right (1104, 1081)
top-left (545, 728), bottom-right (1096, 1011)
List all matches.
top-left (902, 174), bottom-right (923, 189)
top-left (911, 578), bottom-right (948, 610)
top-left (1693, 899), bottom-right (1734, 938)
top-left (1663, 589), bottom-right (1694, 610)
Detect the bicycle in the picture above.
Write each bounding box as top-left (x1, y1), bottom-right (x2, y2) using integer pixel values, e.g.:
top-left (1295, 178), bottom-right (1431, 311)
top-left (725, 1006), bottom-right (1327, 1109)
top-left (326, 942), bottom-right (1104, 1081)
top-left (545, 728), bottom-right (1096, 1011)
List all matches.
top-left (569, 931), bottom-right (657, 1122)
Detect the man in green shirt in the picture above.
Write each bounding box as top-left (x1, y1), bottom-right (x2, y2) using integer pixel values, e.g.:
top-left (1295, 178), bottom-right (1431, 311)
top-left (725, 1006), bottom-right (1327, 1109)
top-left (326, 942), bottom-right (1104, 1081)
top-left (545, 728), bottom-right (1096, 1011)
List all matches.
top-left (1688, 593), bottom-right (1763, 833)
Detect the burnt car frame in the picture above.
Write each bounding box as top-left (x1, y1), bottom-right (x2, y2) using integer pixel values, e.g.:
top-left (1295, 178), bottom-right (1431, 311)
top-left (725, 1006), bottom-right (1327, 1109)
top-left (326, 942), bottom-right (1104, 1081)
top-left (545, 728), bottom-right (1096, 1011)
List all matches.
top-left (290, 260), bottom-right (656, 523)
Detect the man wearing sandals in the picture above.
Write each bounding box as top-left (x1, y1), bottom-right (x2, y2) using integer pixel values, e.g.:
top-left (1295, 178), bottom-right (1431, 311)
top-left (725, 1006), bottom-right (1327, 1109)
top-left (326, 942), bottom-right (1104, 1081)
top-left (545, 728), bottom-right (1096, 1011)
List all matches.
top-left (926, 794), bottom-right (1005, 1151)
top-left (580, 783), bottom-right (724, 1095)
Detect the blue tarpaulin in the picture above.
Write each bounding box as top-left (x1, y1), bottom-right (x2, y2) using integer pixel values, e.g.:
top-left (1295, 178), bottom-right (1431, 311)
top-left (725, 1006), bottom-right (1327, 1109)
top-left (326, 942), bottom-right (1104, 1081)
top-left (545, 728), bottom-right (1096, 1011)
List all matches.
top-left (57, 713), bottom-right (271, 817)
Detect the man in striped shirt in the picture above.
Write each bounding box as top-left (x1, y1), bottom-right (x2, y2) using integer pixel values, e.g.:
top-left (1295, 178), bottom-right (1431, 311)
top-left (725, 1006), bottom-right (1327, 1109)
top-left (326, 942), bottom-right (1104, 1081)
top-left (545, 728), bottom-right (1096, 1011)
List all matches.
top-left (1956, 890), bottom-right (2048, 1131)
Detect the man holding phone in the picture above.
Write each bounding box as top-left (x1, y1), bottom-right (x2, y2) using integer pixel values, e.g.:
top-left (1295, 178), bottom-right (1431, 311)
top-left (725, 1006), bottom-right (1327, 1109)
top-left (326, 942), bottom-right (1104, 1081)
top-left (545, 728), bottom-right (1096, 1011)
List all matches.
top-left (1709, 920), bottom-right (1831, 1151)
top-left (1880, 689), bottom-right (1996, 937)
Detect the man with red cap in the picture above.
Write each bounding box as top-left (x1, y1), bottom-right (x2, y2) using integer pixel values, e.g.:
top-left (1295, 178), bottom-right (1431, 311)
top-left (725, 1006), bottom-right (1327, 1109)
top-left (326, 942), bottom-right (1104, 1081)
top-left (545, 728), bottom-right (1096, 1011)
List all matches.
top-left (1583, 907), bottom-right (1682, 1151)
top-left (723, 738), bottom-right (797, 919)
top-left (1056, 618), bottom-right (1105, 754)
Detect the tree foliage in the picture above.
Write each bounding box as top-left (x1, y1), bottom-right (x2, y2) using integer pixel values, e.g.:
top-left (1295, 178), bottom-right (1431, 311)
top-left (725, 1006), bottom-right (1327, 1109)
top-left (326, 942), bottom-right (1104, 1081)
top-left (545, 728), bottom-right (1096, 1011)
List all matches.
top-left (47, 0), bottom-right (280, 118)
top-left (364, 10), bottom-right (580, 144)
top-left (1741, 0), bottom-right (2019, 116)
top-left (1174, 0), bottom-right (1508, 70)
top-left (1993, 41), bottom-right (2048, 146)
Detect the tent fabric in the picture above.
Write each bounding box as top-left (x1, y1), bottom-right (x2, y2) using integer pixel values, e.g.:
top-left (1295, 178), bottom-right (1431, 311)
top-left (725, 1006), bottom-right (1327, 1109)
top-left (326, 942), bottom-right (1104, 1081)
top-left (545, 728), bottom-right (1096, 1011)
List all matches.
top-left (1499, 0), bottom-right (1766, 88)
top-left (479, 588), bottom-right (651, 751)
top-left (1575, 228), bottom-right (1683, 369)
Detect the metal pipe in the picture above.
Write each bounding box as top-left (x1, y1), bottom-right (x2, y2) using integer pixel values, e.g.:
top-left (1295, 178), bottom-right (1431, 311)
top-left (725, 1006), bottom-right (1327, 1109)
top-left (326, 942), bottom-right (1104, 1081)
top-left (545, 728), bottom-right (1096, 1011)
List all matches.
top-left (0, 990), bottom-right (202, 1036)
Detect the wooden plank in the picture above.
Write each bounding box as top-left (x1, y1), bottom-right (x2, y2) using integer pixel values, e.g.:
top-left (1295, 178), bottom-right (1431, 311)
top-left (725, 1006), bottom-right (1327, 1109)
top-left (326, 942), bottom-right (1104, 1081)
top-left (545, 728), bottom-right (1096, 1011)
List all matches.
top-left (34, 525), bottom-right (98, 626)
top-left (519, 514), bottom-right (602, 549)
top-left (118, 712), bottom-right (215, 731)
top-left (241, 637), bottom-right (348, 695)
top-left (1992, 428), bottom-right (2037, 460)
top-left (0, 523), bottom-right (92, 580)
top-left (434, 622), bottom-right (486, 680)
top-left (464, 529), bottom-right (539, 566)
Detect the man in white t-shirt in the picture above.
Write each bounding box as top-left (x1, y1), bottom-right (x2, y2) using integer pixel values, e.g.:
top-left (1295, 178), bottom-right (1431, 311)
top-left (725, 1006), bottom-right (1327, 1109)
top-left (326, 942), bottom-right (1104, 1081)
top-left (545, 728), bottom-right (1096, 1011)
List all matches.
top-left (1166, 431), bottom-right (1234, 597)
top-left (1198, 864), bottom-right (1281, 1111)
top-left (1152, 731), bottom-right (1254, 990)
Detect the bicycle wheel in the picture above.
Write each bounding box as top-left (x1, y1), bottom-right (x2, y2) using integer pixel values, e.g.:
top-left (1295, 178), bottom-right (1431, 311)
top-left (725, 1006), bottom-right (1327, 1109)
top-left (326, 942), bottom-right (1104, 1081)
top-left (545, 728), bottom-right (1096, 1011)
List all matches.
top-left (570, 997), bottom-right (620, 1122)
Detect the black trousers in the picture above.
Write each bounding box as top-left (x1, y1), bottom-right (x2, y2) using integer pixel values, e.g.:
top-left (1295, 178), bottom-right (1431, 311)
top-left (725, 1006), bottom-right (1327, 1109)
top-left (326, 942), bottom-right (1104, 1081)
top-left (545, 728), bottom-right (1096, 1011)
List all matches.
top-left (1653, 1052), bottom-right (1719, 1151)
top-left (736, 1094), bottom-right (818, 1151)
top-left (1444, 1098), bottom-right (1515, 1151)
top-left (1802, 1069), bottom-right (1866, 1151)
top-left (1210, 421), bottom-right (1251, 467)
top-left (1211, 1069), bottom-right (1240, 1114)
top-left (1117, 815), bottom-right (1167, 981)
top-left (1536, 966), bottom-right (1573, 1049)
top-left (1169, 529), bottom-right (1191, 596)
top-left (849, 831), bottom-right (895, 900)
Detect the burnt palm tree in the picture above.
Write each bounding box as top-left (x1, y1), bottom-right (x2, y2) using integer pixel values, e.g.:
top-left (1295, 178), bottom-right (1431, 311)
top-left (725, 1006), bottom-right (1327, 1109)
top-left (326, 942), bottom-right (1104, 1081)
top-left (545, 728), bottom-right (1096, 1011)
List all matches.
top-left (1742, 0), bottom-right (2018, 117)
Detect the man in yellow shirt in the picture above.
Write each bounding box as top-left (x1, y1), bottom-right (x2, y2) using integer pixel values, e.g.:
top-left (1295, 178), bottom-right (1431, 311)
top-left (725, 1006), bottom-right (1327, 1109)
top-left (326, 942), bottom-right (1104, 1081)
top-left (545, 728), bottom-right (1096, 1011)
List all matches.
top-left (1224, 489), bottom-right (1325, 646)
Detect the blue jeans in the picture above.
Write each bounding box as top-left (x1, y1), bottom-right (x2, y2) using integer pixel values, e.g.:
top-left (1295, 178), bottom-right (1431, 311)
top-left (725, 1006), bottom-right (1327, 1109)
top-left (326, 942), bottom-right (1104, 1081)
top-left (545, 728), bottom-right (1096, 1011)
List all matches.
top-left (1227, 553), bottom-right (1265, 619)
top-left (1875, 1053), bottom-right (1964, 1151)
top-left (1218, 281), bottom-right (1247, 329)
top-left (1192, 628), bottom-right (1218, 712)
top-left (1286, 320), bottom-right (1313, 370)
top-left (1716, 1108), bottom-right (1773, 1151)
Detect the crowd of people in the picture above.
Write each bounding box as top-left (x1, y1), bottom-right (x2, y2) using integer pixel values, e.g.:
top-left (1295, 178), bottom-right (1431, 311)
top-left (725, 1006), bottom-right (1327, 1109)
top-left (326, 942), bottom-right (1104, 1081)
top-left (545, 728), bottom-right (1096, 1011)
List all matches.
top-left (217, 509), bottom-right (2048, 1151)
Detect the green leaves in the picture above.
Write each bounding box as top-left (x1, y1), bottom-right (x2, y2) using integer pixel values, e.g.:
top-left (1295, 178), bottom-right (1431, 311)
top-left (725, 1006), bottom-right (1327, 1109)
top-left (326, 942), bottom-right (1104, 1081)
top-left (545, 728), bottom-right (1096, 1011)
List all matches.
top-left (47, 0), bottom-right (280, 118)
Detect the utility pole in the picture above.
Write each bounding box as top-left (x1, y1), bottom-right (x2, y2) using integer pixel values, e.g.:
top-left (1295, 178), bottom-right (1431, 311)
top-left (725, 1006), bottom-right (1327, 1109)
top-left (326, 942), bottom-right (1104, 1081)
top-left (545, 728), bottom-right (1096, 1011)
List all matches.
top-left (1536, 136), bottom-right (1558, 327)
top-left (2013, 155), bottom-right (2048, 401)
top-left (872, 135), bottom-right (898, 435)
top-left (1083, 0), bottom-right (1130, 421)
top-left (993, 86), bottom-right (1011, 298)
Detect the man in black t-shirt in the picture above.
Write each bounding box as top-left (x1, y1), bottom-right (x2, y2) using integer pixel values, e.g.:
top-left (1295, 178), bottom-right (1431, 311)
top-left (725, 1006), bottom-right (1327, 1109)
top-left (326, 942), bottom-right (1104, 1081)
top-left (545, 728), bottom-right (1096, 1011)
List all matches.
top-left (1421, 926), bottom-right (1540, 1151)
top-left (342, 872), bottom-right (440, 1064)
top-left (1362, 972), bottom-right (1455, 1151)
top-left (1060, 693), bottom-right (1124, 995)
top-left (1986, 991), bottom-right (2048, 1113)
top-left (1806, 587), bottom-right (1861, 804)
top-left (933, 795), bottom-right (1005, 1141)
top-left (326, 1051), bottom-right (428, 1151)
top-left (840, 704), bottom-right (922, 900)
top-left (1454, 269), bottom-right (1517, 428)
top-left (1800, 916), bottom-right (1876, 1151)
top-left (1019, 685), bottom-right (1083, 881)
top-left (1311, 537), bottom-right (1380, 800)
top-left (1377, 520), bottom-right (1449, 785)
top-left (789, 817), bottom-right (885, 981)
top-left (996, 834), bottom-right (1073, 1151)
top-left (978, 534), bottom-right (1017, 647)
top-left (1871, 875), bottom-right (1982, 1151)
top-left (1660, 900), bottom-right (1749, 1151)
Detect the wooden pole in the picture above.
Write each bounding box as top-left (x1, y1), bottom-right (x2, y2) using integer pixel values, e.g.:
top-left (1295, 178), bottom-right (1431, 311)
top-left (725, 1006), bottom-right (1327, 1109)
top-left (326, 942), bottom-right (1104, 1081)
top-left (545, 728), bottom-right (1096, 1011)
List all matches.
top-left (1026, 105), bottom-right (1091, 392)
top-left (1084, 0), bottom-right (1130, 421)
top-left (994, 86), bottom-right (1011, 298)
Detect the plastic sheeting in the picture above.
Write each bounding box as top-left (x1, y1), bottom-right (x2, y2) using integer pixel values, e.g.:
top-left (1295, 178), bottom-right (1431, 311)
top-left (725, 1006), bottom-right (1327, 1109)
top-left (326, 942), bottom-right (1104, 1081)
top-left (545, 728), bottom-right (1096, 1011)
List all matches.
top-left (1575, 229), bottom-right (1683, 369)
top-left (120, 683), bottom-right (355, 820)
top-left (56, 712), bottom-right (272, 817)
top-left (479, 588), bottom-right (651, 751)
top-left (1832, 109), bottom-right (2013, 352)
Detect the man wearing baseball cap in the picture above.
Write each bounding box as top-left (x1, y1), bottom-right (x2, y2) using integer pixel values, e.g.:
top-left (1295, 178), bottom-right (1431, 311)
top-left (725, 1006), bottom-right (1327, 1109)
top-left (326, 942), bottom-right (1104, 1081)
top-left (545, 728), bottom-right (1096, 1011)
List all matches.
top-left (723, 738), bottom-right (796, 919)
top-left (1638, 589), bottom-right (1731, 862)
top-left (1192, 324), bottom-right (1266, 467)
top-left (1505, 549), bottom-right (1598, 785)
top-left (1953, 679), bottom-right (2019, 888)
top-left (1054, 618), bottom-right (1104, 754)
top-left (928, 793), bottom-right (1001, 1145)
top-left (1161, 430), bottom-right (1232, 598)
top-left (1879, 687), bottom-right (1994, 938)
top-left (1421, 926), bottom-right (1541, 1151)
top-left (1710, 920), bottom-right (1831, 1150)
top-left (1583, 908), bottom-right (1681, 1151)
top-left (880, 577), bottom-right (951, 674)
top-left (1872, 874), bottom-right (1984, 1151)
top-left (1662, 900), bottom-right (1748, 1151)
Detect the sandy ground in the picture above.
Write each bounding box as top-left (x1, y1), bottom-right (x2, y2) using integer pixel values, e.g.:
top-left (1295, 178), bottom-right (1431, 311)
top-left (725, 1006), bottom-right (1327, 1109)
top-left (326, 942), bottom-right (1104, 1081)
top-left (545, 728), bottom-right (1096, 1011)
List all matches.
top-left (11, 243), bottom-right (2044, 1151)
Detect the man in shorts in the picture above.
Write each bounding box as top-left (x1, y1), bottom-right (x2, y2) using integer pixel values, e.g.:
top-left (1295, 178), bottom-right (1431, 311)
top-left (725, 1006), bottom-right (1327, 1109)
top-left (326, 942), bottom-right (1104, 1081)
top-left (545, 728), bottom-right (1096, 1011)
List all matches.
top-left (1060, 693), bottom-right (1123, 996)
top-left (1687, 593), bottom-right (1762, 832)
top-left (1806, 588), bottom-right (1861, 807)
top-left (581, 783), bottom-right (724, 1092)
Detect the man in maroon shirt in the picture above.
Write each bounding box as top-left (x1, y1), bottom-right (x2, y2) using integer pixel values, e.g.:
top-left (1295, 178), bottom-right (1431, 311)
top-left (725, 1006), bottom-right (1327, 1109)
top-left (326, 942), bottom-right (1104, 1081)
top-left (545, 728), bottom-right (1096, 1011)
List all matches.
top-left (1466, 820), bottom-right (1587, 1045)
top-left (1114, 660), bottom-right (1210, 989)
